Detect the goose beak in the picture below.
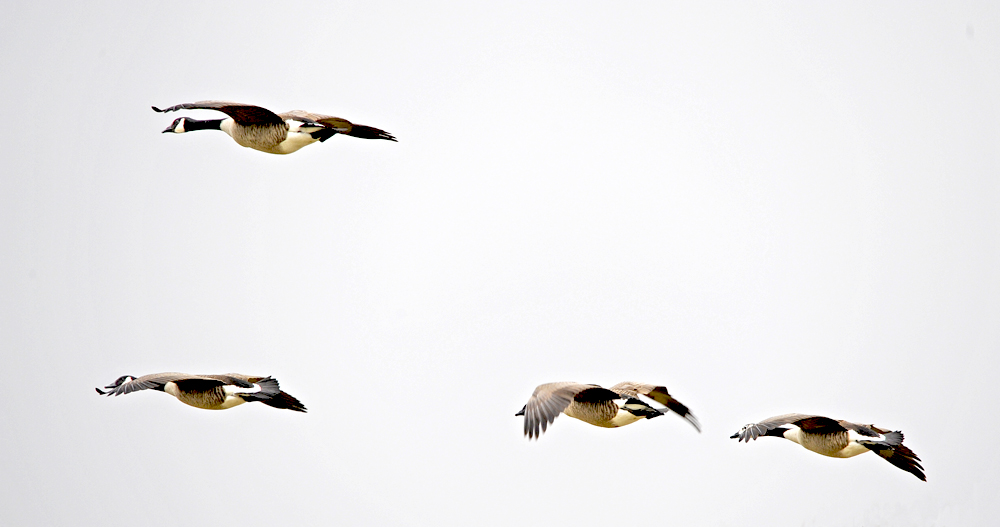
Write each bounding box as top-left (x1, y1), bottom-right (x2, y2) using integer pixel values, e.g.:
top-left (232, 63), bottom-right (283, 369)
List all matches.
top-left (161, 125), bottom-right (174, 133)
top-left (514, 405), bottom-right (526, 417)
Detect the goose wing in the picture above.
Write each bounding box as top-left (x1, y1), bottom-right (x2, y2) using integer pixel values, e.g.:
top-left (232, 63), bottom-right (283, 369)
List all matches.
top-left (280, 111), bottom-right (352, 132)
top-left (857, 432), bottom-right (926, 481)
top-left (247, 376), bottom-right (307, 412)
top-left (280, 110), bottom-right (397, 141)
top-left (205, 374), bottom-right (307, 412)
top-left (833, 419), bottom-right (883, 438)
top-left (841, 421), bottom-right (924, 480)
top-left (733, 414), bottom-right (893, 441)
top-left (199, 373), bottom-right (261, 388)
top-left (153, 101), bottom-right (284, 126)
top-left (96, 372), bottom-right (221, 396)
top-left (519, 382), bottom-right (618, 440)
top-left (731, 413), bottom-right (836, 441)
top-left (610, 381), bottom-right (701, 432)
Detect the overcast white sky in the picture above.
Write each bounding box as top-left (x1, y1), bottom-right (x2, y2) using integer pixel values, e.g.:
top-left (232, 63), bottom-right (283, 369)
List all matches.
top-left (2, 1), bottom-right (998, 525)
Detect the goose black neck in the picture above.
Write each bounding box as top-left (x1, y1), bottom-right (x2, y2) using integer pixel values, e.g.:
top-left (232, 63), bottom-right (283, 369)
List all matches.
top-left (185, 118), bottom-right (223, 131)
top-left (763, 427), bottom-right (787, 438)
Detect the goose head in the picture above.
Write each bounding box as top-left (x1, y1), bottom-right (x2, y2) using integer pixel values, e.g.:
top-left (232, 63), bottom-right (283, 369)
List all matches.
top-left (162, 117), bottom-right (187, 133)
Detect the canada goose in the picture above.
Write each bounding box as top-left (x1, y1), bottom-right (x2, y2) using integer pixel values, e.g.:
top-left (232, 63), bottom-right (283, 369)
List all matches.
top-left (515, 381), bottom-right (700, 439)
top-left (153, 101), bottom-right (396, 155)
top-left (731, 413), bottom-right (925, 481)
top-left (96, 372), bottom-right (306, 412)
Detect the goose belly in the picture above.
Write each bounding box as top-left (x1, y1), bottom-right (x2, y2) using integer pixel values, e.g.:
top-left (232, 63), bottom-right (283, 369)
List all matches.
top-left (791, 430), bottom-right (868, 458)
top-left (164, 382), bottom-right (244, 410)
top-left (564, 402), bottom-right (642, 428)
top-left (222, 120), bottom-right (293, 154)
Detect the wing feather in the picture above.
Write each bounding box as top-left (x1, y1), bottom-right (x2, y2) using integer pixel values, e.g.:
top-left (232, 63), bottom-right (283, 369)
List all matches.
top-left (732, 413), bottom-right (827, 442)
top-left (153, 101), bottom-right (284, 126)
top-left (99, 372), bottom-right (218, 396)
top-left (521, 382), bottom-right (614, 439)
top-left (610, 381), bottom-right (701, 432)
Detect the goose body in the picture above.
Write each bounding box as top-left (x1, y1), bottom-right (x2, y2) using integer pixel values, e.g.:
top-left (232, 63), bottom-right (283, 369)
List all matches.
top-left (96, 372), bottom-right (306, 412)
top-left (153, 101), bottom-right (396, 155)
top-left (515, 381), bottom-right (700, 439)
top-left (731, 413), bottom-right (925, 480)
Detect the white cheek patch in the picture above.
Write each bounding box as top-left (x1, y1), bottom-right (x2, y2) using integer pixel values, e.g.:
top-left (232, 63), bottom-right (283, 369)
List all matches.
top-left (175, 119), bottom-right (186, 133)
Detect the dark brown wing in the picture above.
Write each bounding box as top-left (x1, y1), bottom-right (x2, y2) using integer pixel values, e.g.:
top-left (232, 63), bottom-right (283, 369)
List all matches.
top-left (153, 101), bottom-right (284, 126)
top-left (835, 419), bottom-right (882, 438)
top-left (520, 382), bottom-right (617, 440)
top-left (97, 372), bottom-right (219, 396)
top-left (280, 110), bottom-right (397, 141)
top-left (200, 373), bottom-right (258, 388)
top-left (732, 413), bottom-right (834, 442)
top-left (280, 111), bottom-right (352, 131)
top-left (609, 381), bottom-right (701, 432)
top-left (858, 434), bottom-right (926, 481)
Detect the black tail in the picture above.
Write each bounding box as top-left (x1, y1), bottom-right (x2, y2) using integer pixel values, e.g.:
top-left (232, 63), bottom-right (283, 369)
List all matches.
top-left (349, 125), bottom-right (397, 142)
top-left (242, 377), bottom-right (307, 413)
top-left (660, 397), bottom-right (701, 433)
top-left (261, 391), bottom-right (308, 413)
top-left (860, 436), bottom-right (926, 481)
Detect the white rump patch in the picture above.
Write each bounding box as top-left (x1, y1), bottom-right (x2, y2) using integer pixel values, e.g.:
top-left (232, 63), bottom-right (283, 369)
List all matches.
top-left (634, 393), bottom-right (668, 411)
top-left (224, 383), bottom-right (262, 396)
top-left (847, 429), bottom-right (887, 447)
top-left (286, 119), bottom-right (323, 134)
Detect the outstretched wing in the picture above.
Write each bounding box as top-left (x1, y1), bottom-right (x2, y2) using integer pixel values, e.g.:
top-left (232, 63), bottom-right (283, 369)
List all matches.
top-left (519, 382), bottom-right (617, 440)
top-left (610, 381), bottom-right (701, 432)
top-left (254, 377), bottom-right (307, 413)
top-left (280, 111), bottom-right (352, 132)
top-left (96, 372), bottom-right (219, 396)
top-left (731, 413), bottom-right (831, 442)
top-left (834, 419), bottom-right (883, 438)
top-left (858, 433), bottom-right (926, 481)
top-left (153, 101), bottom-right (284, 126)
top-left (280, 110), bottom-right (397, 141)
top-left (212, 374), bottom-right (308, 413)
top-left (200, 373), bottom-right (259, 389)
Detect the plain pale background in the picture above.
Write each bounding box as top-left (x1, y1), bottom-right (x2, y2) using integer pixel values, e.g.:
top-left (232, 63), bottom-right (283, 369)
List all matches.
top-left (1, 2), bottom-right (998, 525)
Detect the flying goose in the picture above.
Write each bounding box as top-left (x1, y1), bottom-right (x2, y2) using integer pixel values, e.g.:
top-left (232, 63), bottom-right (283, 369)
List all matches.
top-left (515, 381), bottom-right (700, 439)
top-left (731, 413), bottom-right (925, 481)
top-left (96, 372), bottom-right (306, 412)
top-left (153, 101), bottom-right (396, 154)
